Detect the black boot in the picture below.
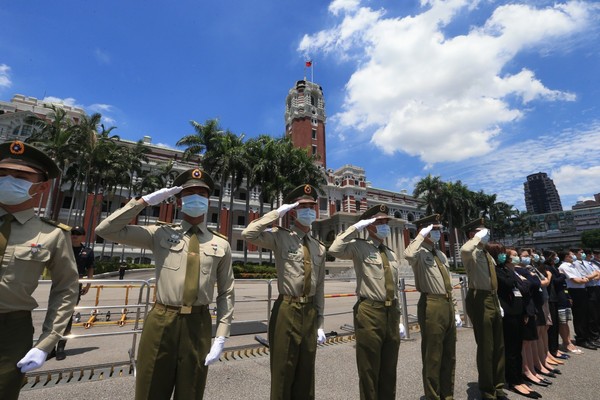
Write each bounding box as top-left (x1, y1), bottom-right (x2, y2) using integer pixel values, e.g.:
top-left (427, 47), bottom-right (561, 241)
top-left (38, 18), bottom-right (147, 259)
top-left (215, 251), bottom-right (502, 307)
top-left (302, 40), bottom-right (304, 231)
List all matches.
top-left (56, 340), bottom-right (67, 361)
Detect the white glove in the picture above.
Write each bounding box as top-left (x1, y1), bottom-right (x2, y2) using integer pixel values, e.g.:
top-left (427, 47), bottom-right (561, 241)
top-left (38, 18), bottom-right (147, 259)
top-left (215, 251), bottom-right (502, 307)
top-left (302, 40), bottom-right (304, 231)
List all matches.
top-left (419, 224), bottom-right (433, 238)
top-left (500, 305), bottom-right (505, 318)
top-left (317, 328), bottom-right (326, 344)
top-left (352, 217), bottom-right (377, 231)
top-left (475, 228), bottom-right (489, 240)
top-left (142, 186), bottom-right (183, 206)
top-left (204, 336), bottom-right (225, 366)
top-left (455, 313), bottom-right (463, 327)
top-left (276, 202), bottom-right (299, 217)
top-left (17, 348), bottom-right (48, 373)
top-left (399, 323), bottom-right (407, 339)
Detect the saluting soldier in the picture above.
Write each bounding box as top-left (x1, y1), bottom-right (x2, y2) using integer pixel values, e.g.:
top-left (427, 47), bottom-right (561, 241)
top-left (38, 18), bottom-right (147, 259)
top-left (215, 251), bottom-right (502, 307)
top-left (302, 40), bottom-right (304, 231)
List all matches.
top-left (0, 140), bottom-right (79, 400)
top-left (241, 184), bottom-right (326, 400)
top-left (329, 204), bottom-right (401, 400)
top-left (460, 218), bottom-right (507, 400)
top-left (96, 168), bottom-right (234, 400)
top-left (404, 214), bottom-right (460, 400)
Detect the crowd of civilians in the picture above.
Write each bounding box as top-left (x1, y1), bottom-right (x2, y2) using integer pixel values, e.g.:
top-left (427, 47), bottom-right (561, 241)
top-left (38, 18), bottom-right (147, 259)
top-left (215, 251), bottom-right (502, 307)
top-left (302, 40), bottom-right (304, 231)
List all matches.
top-left (485, 244), bottom-right (600, 399)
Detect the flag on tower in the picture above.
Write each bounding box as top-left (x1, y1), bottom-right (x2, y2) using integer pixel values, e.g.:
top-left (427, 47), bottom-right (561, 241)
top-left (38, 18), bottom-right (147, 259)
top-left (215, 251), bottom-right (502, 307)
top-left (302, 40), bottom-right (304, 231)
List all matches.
top-left (305, 60), bottom-right (312, 67)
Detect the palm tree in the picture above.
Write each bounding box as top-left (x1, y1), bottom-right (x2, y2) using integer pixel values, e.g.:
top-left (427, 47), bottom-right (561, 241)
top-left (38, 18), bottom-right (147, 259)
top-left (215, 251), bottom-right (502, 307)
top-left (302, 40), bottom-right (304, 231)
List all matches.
top-left (176, 118), bottom-right (223, 172)
top-left (413, 174), bottom-right (443, 215)
top-left (438, 180), bottom-right (473, 269)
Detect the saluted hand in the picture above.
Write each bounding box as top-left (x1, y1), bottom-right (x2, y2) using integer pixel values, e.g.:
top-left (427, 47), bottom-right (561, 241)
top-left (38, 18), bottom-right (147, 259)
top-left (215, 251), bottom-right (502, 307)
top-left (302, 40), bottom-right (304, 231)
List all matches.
top-left (419, 224), bottom-right (434, 238)
top-left (455, 313), bottom-right (463, 327)
top-left (474, 228), bottom-right (489, 239)
top-left (352, 217), bottom-right (377, 231)
top-left (276, 202), bottom-right (299, 217)
top-left (142, 186), bottom-right (183, 206)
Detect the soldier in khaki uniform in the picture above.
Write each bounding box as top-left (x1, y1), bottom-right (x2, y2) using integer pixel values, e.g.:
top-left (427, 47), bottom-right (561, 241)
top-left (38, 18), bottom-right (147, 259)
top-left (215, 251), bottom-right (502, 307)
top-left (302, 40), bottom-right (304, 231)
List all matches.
top-left (404, 214), bottom-right (461, 400)
top-left (329, 204), bottom-right (400, 400)
top-left (241, 184), bottom-right (326, 400)
top-left (460, 218), bottom-right (507, 400)
top-left (0, 140), bottom-right (79, 400)
top-left (96, 168), bottom-right (234, 400)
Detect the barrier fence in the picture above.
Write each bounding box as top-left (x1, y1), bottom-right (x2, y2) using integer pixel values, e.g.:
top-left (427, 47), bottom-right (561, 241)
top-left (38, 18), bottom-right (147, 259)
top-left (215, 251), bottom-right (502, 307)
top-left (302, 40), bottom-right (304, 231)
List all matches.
top-left (31, 274), bottom-right (470, 375)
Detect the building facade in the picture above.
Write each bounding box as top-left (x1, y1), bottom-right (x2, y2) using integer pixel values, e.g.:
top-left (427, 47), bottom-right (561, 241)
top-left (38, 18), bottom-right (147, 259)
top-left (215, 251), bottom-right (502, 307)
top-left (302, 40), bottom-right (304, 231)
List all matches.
top-left (524, 172), bottom-right (563, 214)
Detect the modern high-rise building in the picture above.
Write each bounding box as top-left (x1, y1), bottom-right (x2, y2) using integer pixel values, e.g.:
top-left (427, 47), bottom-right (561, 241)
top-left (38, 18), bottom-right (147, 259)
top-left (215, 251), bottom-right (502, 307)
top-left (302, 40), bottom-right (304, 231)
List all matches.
top-left (524, 172), bottom-right (563, 214)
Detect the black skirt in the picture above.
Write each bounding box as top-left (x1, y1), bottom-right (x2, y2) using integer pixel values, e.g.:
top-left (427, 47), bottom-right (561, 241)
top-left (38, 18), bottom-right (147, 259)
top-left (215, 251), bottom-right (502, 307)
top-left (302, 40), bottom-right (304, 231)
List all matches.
top-left (523, 314), bottom-right (539, 341)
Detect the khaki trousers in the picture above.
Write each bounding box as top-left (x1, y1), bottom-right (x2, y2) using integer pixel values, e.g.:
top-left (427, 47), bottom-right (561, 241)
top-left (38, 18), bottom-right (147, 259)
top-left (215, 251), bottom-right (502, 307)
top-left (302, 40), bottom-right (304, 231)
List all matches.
top-left (417, 294), bottom-right (456, 400)
top-left (353, 299), bottom-right (401, 400)
top-left (0, 311), bottom-right (32, 400)
top-left (268, 296), bottom-right (318, 400)
top-left (135, 306), bottom-right (211, 400)
top-left (465, 289), bottom-right (506, 399)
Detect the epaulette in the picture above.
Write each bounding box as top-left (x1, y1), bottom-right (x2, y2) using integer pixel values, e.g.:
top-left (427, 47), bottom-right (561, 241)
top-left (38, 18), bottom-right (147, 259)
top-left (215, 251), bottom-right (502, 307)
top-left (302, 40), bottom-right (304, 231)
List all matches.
top-left (155, 220), bottom-right (176, 226)
top-left (208, 228), bottom-right (228, 240)
top-left (41, 217), bottom-right (71, 231)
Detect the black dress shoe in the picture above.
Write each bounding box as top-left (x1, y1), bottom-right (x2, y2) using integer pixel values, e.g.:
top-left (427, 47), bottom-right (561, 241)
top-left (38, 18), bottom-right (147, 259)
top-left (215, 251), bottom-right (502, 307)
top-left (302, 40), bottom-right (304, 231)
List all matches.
top-left (578, 341), bottom-right (598, 350)
top-left (540, 378), bottom-right (552, 385)
top-left (550, 368), bottom-right (561, 375)
top-left (591, 340), bottom-right (600, 347)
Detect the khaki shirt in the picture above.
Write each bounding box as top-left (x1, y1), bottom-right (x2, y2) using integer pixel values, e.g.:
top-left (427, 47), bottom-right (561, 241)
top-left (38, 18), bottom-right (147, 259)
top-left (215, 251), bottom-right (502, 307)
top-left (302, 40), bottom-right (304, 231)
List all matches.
top-left (241, 210), bottom-right (326, 329)
top-left (0, 208), bottom-right (79, 353)
top-left (404, 235), bottom-right (458, 309)
top-left (95, 199), bottom-right (234, 337)
top-left (460, 236), bottom-right (495, 290)
top-left (328, 226), bottom-right (400, 311)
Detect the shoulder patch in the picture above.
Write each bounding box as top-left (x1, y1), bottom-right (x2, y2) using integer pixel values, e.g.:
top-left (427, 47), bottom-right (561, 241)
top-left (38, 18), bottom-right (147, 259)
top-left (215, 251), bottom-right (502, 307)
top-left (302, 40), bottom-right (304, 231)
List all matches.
top-left (208, 228), bottom-right (228, 240)
top-left (41, 217), bottom-right (71, 231)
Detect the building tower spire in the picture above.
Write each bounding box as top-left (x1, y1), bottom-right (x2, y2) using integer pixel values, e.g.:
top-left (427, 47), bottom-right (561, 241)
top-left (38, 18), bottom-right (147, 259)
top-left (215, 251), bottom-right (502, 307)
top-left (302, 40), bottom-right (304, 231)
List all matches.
top-left (284, 79), bottom-right (327, 169)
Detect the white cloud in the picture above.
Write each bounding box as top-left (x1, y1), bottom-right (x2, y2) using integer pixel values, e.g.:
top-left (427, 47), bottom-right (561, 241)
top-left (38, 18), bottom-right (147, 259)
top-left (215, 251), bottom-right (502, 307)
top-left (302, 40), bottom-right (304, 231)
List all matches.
top-left (94, 48), bottom-right (111, 64)
top-left (89, 103), bottom-right (113, 113)
top-left (42, 96), bottom-right (83, 108)
top-left (552, 165), bottom-right (600, 196)
top-left (438, 121), bottom-right (600, 210)
top-left (329, 0), bottom-right (361, 16)
top-left (300, 1), bottom-right (593, 164)
top-left (0, 64), bottom-right (12, 88)
top-left (101, 116), bottom-right (116, 125)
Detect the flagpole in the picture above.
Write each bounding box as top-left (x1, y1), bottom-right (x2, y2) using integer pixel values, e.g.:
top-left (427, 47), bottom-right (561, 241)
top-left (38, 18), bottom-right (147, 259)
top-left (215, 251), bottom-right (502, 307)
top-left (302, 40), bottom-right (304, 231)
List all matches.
top-left (311, 62), bottom-right (314, 83)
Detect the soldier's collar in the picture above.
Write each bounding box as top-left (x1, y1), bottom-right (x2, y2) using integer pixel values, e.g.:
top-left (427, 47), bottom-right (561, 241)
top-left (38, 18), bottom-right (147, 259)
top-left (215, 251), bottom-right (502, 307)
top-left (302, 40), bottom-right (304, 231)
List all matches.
top-left (0, 207), bottom-right (35, 224)
top-left (181, 220), bottom-right (207, 234)
top-left (291, 224), bottom-right (310, 239)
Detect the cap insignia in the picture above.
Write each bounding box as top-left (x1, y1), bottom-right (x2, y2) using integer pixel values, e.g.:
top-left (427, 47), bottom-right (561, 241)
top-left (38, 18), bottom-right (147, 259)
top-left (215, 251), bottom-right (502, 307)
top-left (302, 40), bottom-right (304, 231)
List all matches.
top-left (10, 140), bottom-right (25, 155)
top-left (192, 169), bottom-right (202, 179)
top-left (304, 184), bottom-right (311, 194)
top-left (379, 205), bottom-right (386, 212)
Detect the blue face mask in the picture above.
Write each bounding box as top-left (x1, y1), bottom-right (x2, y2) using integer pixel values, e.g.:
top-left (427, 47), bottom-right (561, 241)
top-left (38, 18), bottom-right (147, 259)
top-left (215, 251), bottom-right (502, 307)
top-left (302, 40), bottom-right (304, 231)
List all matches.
top-left (521, 257), bottom-right (531, 265)
top-left (581, 253), bottom-right (587, 260)
top-left (511, 256), bottom-right (520, 264)
top-left (181, 194), bottom-right (209, 217)
top-left (429, 230), bottom-right (441, 243)
top-left (497, 254), bottom-right (507, 264)
top-left (375, 224), bottom-right (391, 239)
top-left (0, 175), bottom-right (34, 205)
top-left (295, 208), bottom-right (316, 226)
top-left (554, 257), bottom-right (560, 264)
top-left (533, 254), bottom-right (540, 262)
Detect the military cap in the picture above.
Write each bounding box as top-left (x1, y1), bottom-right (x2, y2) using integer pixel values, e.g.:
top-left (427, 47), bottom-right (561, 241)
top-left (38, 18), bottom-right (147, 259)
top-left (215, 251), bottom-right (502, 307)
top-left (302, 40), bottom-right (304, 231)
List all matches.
top-left (71, 226), bottom-right (86, 236)
top-left (414, 214), bottom-right (441, 229)
top-left (359, 204), bottom-right (390, 221)
top-left (283, 184), bottom-right (318, 204)
top-left (173, 168), bottom-right (214, 194)
top-left (0, 140), bottom-right (60, 180)
top-left (462, 217), bottom-right (486, 232)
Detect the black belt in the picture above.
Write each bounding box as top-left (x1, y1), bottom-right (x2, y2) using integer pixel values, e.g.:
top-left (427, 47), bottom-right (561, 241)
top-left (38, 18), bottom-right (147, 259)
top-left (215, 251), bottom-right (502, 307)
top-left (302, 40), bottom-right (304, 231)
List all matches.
top-left (359, 297), bottom-right (396, 307)
top-left (0, 310), bottom-right (31, 321)
top-left (153, 303), bottom-right (208, 315)
top-left (279, 294), bottom-right (314, 304)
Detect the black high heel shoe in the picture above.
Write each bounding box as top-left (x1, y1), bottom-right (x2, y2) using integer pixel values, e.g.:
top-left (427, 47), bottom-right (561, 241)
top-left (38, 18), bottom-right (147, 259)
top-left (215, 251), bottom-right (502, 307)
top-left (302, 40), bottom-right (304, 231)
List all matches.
top-left (509, 385), bottom-right (542, 399)
top-left (523, 375), bottom-right (549, 387)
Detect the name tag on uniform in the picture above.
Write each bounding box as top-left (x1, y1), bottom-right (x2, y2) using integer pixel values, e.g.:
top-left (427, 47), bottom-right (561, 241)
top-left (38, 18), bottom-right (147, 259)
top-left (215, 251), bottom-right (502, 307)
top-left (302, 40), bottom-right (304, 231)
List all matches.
top-left (211, 244), bottom-right (219, 253)
top-left (368, 252), bottom-right (379, 260)
top-left (167, 234), bottom-right (181, 244)
top-left (288, 248), bottom-right (300, 256)
top-left (513, 288), bottom-right (522, 297)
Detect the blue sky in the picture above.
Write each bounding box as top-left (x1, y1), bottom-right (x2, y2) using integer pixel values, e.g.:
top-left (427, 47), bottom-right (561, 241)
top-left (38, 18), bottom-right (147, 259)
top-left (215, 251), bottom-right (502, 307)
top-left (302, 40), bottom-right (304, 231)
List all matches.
top-left (1, 0), bottom-right (599, 211)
